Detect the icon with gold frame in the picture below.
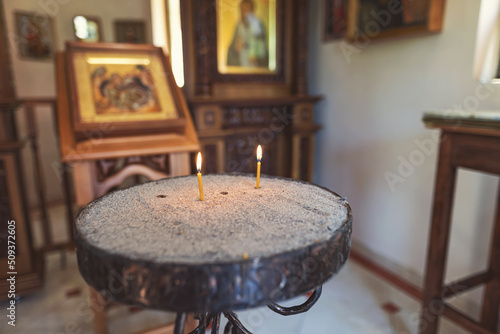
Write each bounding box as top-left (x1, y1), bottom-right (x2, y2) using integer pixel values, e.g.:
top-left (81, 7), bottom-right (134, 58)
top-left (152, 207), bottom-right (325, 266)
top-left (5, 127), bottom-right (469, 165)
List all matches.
top-left (65, 42), bottom-right (185, 137)
top-left (216, 0), bottom-right (278, 75)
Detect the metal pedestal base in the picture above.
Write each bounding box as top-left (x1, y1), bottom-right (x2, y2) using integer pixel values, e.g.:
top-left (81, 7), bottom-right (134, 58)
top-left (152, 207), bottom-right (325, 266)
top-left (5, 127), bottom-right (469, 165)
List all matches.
top-left (174, 286), bottom-right (322, 334)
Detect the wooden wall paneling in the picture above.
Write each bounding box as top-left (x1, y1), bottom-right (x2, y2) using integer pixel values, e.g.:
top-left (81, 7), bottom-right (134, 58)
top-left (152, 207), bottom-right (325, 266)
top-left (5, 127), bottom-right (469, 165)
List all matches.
top-left (193, 105), bottom-right (223, 132)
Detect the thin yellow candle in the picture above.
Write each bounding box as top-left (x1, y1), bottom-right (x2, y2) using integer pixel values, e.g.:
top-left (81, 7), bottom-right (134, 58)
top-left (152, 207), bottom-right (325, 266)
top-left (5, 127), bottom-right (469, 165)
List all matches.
top-left (196, 152), bottom-right (204, 201)
top-left (256, 145), bottom-right (262, 189)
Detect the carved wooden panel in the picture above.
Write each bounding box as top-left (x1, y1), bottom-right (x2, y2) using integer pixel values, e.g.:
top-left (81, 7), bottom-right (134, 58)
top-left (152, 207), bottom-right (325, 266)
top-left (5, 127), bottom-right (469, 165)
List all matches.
top-left (203, 143), bottom-right (218, 173)
top-left (225, 133), bottom-right (279, 175)
top-left (191, 98), bottom-right (320, 180)
top-left (222, 106), bottom-right (274, 129)
top-left (293, 103), bottom-right (314, 126)
top-left (299, 136), bottom-right (310, 181)
top-left (195, 106), bottom-right (222, 131)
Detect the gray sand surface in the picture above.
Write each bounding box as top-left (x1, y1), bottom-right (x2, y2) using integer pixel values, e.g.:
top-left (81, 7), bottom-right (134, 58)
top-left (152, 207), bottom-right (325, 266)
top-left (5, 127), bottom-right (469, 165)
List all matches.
top-left (76, 175), bottom-right (348, 264)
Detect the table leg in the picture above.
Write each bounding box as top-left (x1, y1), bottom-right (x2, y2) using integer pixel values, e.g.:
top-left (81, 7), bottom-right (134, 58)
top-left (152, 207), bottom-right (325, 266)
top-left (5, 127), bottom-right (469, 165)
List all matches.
top-left (211, 313), bottom-right (221, 333)
top-left (481, 180), bottom-right (500, 331)
top-left (223, 321), bottom-right (233, 334)
top-left (420, 134), bottom-right (457, 334)
top-left (174, 312), bottom-right (187, 334)
top-left (198, 313), bottom-right (207, 333)
top-left (89, 287), bottom-right (108, 334)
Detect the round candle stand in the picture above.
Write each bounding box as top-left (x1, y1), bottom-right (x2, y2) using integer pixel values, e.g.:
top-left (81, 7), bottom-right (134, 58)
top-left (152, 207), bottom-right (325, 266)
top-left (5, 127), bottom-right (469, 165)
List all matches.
top-left (75, 174), bottom-right (352, 334)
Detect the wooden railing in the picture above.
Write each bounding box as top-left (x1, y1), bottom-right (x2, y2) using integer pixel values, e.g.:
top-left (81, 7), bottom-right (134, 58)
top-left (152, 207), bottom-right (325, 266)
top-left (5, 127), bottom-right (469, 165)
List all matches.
top-left (17, 98), bottom-right (75, 257)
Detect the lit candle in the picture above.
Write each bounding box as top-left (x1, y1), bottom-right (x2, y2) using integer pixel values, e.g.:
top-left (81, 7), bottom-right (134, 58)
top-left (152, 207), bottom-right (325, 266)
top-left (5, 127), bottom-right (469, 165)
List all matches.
top-left (256, 145), bottom-right (262, 189)
top-left (197, 152), bottom-right (204, 201)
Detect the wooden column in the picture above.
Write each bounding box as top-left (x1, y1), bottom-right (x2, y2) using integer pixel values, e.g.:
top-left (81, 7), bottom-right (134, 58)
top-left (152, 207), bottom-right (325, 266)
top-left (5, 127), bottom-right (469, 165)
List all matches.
top-left (90, 287), bottom-right (109, 334)
top-left (73, 161), bottom-right (97, 207)
top-left (193, 0), bottom-right (213, 97)
top-left (293, 0), bottom-right (309, 96)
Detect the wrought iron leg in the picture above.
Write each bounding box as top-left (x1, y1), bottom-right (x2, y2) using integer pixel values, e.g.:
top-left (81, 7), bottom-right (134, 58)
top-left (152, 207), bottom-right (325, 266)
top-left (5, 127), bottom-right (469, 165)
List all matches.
top-left (198, 313), bottom-right (206, 333)
top-left (174, 312), bottom-right (187, 334)
top-left (223, 320), bottom-right (233, 334)
top-left (268, 285), bottom-right (322, 315)
top-left (211, 313), bottom-right (221, 334)
top-left (183, 285), bottom-right (323, 334)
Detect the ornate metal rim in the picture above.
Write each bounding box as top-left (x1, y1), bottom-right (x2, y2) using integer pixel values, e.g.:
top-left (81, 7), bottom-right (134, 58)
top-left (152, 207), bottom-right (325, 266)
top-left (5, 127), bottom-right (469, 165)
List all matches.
top-left (75, 174), bottom-right (352, 313)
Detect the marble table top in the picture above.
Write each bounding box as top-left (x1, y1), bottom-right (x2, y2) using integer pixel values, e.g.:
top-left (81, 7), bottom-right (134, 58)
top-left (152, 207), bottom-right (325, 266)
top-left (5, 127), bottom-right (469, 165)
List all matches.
top-left (423, 110), bottom-right (500, 131)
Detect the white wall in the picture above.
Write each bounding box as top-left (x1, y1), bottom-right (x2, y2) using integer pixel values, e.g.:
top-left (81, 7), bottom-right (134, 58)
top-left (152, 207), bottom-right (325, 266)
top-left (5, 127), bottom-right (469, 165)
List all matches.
top-left (2, 0), bottom-right (152, 206)
top-left (309, 0), bottom-right (500, 306)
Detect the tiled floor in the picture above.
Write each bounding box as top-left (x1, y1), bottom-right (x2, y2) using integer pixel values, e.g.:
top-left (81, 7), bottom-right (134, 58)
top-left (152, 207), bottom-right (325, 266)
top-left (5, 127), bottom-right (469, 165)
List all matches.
top-left (0, 205), bottom-right (473, 333)
top-left (1, 250), bottom-right (471, 334)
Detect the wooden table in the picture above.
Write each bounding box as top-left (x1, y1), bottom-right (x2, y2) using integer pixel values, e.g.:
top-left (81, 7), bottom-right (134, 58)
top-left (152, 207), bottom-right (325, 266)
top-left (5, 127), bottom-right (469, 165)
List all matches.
top-left (421, 111), bottom-right (500, 334)
top-left (75, 174), bottom-right (353, 333)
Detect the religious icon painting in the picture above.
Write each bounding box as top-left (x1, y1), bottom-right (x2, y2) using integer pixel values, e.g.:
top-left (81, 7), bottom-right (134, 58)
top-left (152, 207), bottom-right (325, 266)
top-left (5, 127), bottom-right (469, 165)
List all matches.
top-left (65, 42), bottom-right (186, 137)
top-left (14, 11), bottom-right (55, 60)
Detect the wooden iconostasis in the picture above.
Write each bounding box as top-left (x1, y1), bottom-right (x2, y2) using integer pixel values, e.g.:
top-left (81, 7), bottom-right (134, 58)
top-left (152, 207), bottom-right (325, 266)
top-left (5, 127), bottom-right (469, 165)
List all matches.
top-left (181, 0), bottom-right (322, 181)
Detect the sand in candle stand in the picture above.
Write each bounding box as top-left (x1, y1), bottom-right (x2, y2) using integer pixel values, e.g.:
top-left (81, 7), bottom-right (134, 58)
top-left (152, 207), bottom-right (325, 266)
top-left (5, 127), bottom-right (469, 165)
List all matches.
top-left (76, 174), bottom-right (349, 264)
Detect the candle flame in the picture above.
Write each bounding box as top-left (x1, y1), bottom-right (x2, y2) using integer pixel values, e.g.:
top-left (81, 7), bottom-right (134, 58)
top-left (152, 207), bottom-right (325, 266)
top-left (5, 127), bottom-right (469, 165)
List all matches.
top-left (257, 145), bottom-right (262, 161)
top-left (197, 152), bottom-right (202, 172)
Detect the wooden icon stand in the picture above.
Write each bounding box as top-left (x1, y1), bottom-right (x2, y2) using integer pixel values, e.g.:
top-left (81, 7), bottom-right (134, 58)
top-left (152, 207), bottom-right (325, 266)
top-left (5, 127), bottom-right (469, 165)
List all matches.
top-left (55, 42), bottom-right (200, 334)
